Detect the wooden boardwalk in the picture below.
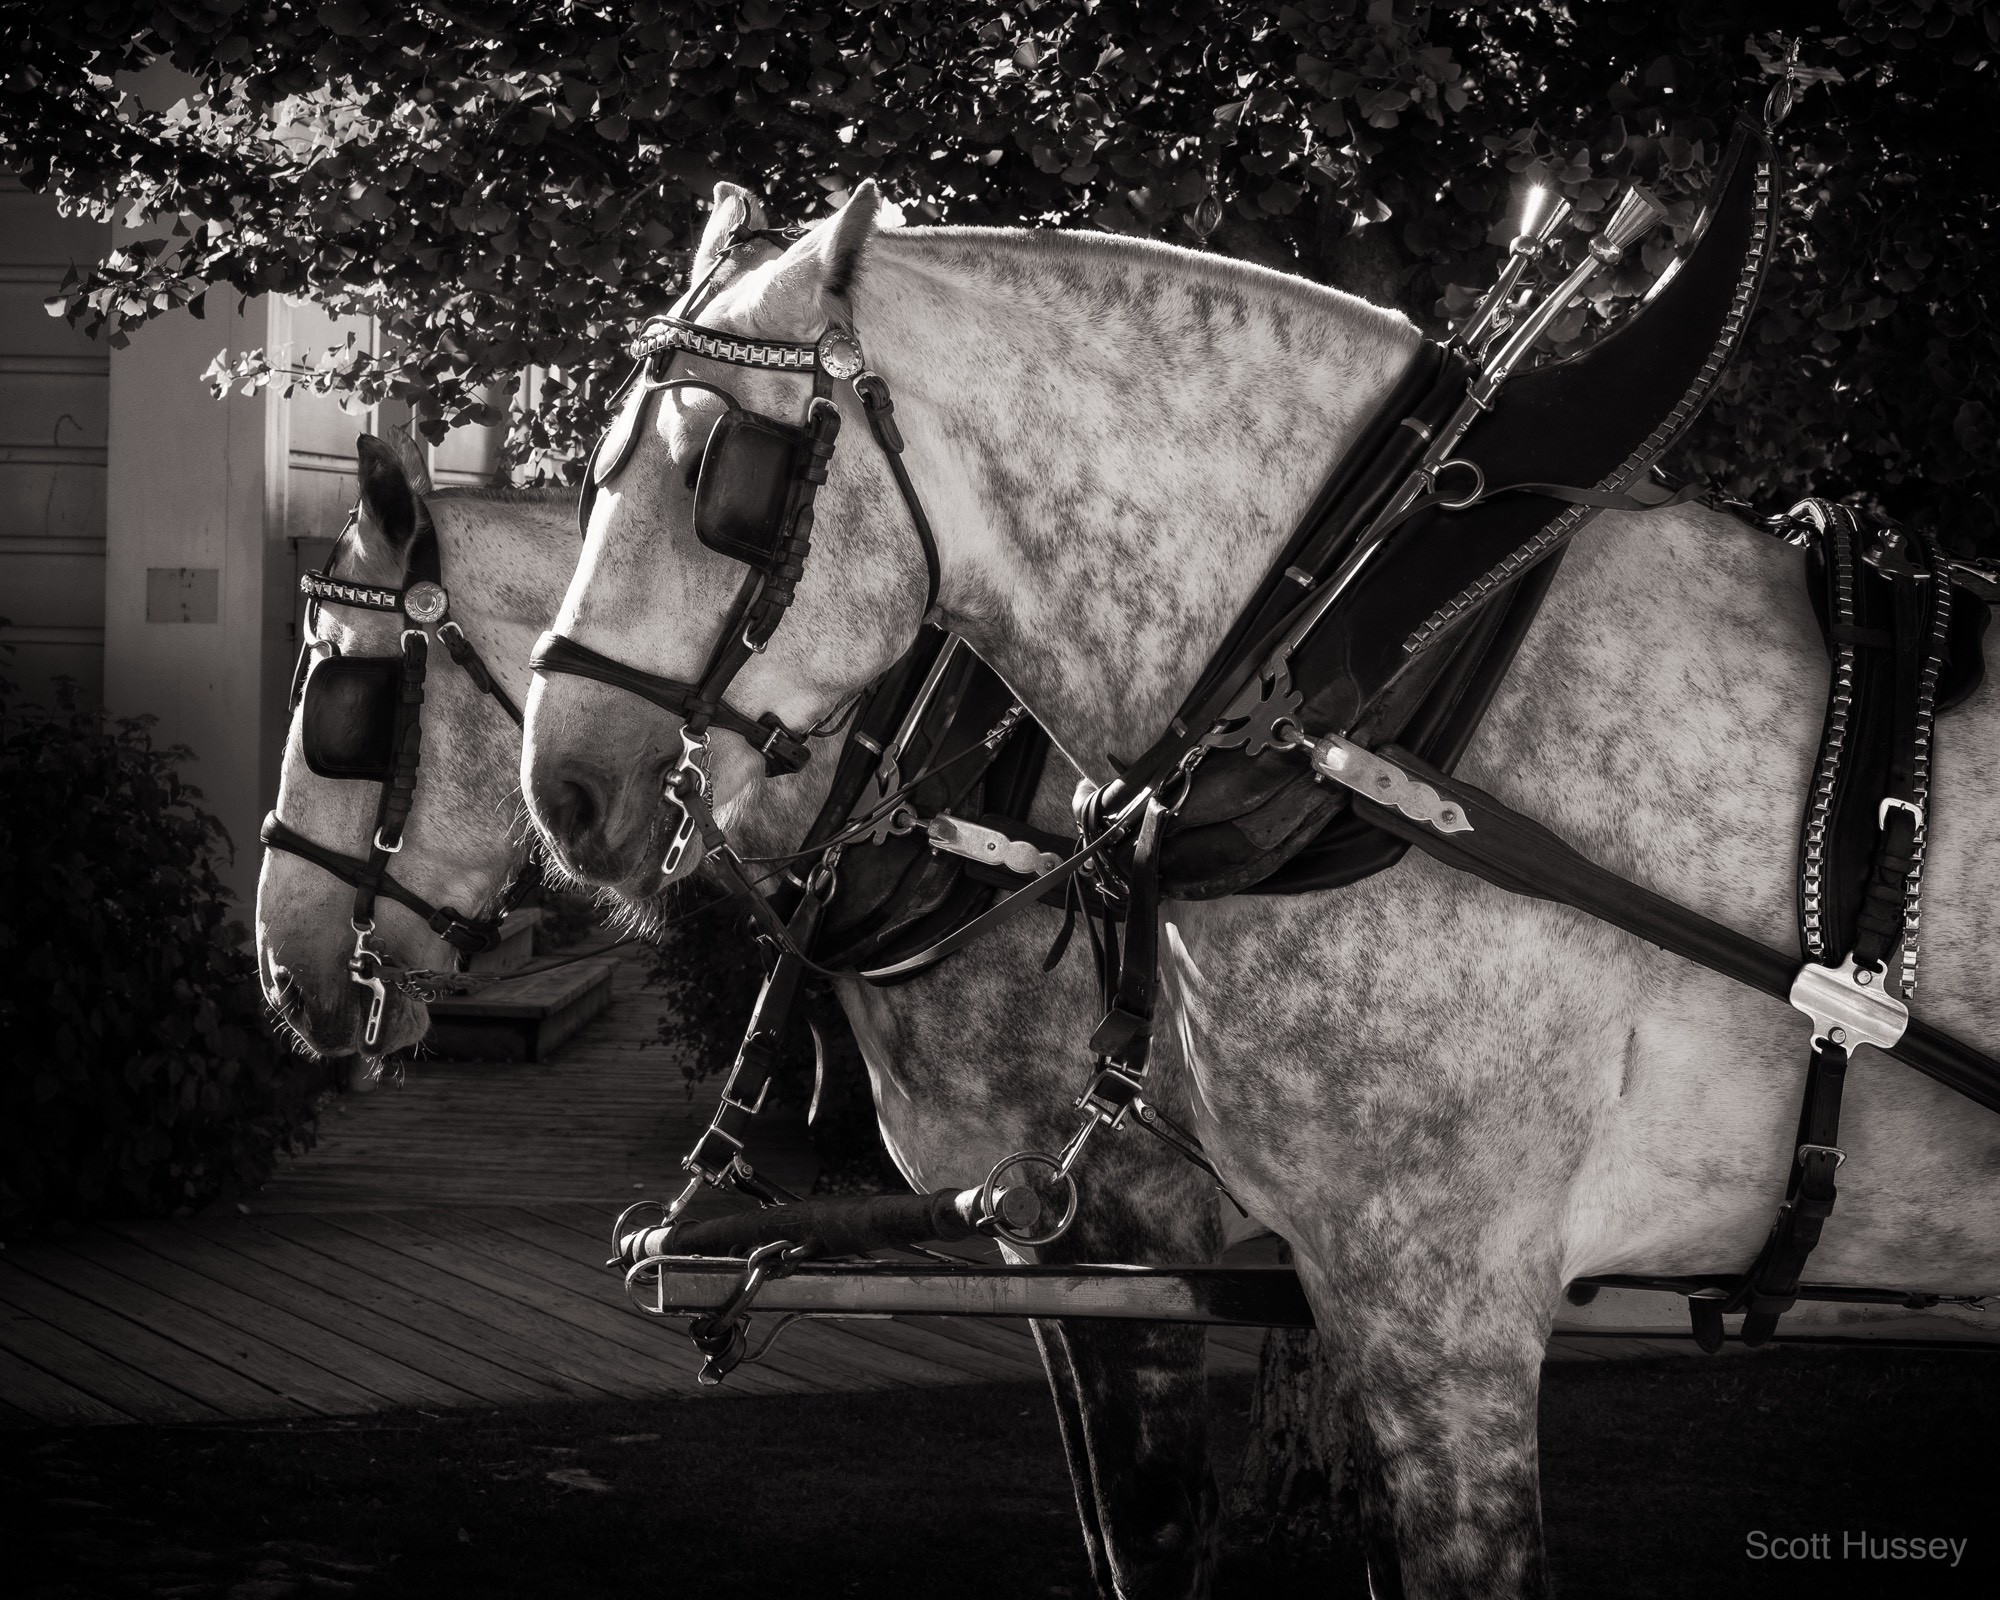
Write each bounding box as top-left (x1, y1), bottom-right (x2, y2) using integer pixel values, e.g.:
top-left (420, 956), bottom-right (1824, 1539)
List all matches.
top-left (0, 951), bottom-right (1260, 1427)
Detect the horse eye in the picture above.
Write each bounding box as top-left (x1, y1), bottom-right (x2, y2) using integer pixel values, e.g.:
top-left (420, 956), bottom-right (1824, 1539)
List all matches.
top-left (684, 449), bottom-right (702, 491)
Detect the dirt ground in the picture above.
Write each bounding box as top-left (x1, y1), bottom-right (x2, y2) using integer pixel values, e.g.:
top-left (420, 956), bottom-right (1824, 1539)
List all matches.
top-left (5, 1348), bottom-right (1995, 1598)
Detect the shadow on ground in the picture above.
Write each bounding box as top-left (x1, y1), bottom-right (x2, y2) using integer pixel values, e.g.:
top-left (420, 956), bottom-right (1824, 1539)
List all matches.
top-left (6, 1351), bottom-right (1996, 1597)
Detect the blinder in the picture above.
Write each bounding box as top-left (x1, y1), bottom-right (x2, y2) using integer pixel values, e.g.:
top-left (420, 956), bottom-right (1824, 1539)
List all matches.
top-left (694, 406), bottom-right (817, 571)
top-left (579, 354), bottom-right (821, 583)
top-left (301, 652), bottom-right (406, 782)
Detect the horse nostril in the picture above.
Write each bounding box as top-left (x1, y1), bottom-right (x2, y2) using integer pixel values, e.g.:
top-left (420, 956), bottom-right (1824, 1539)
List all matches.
top-left (546, 773), bottom-right (604, 845)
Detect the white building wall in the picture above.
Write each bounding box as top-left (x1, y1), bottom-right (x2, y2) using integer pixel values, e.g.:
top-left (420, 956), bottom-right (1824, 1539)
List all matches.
top-left (104, 290), bottom-right (289, 910)
top-left (0, 175), bottom-right (110, 707)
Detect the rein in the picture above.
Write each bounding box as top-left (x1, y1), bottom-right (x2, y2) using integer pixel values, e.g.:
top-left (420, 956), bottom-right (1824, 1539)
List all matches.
top-left (262, 507), bottom-right (541, 1048)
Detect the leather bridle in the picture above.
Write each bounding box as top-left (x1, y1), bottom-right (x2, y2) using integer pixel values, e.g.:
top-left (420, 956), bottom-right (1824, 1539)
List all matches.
top-left (531, 227), bottom-right (944, 892)
top-left (262, 505), bottom-right (541, 1049)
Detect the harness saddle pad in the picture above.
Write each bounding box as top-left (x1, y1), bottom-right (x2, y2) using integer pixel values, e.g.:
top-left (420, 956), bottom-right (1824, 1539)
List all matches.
top-left (1161, 119), bottom-right (1778, 899)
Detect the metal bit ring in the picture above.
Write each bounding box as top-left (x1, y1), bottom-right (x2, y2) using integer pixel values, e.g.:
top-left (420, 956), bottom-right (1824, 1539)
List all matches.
top-left (978, 1150), bottom-right (1081, 1248)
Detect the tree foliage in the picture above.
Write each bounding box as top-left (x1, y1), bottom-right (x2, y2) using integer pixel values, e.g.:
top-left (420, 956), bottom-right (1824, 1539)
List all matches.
top-left (0, 669), bottom-right (325, 1235)
top-left (3, 1), bottom-right (1996, 543)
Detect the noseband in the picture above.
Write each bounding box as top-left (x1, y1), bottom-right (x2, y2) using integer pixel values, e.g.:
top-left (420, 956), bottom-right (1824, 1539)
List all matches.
top-left (531, 230), bottom-right (943, 876)
top-left (262, 506), bottom-right (540, 1048)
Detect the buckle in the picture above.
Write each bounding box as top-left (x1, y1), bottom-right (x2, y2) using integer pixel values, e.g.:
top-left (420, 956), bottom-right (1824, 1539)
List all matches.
top-left (1878, 796), bottom-right (1925, 833)
top-left (1796, 1143), bottom-right (1847, 1169)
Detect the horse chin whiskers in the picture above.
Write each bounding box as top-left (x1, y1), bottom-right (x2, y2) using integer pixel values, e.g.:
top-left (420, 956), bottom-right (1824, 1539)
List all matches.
top-left (265, 1005), bottom-right (323, 1062)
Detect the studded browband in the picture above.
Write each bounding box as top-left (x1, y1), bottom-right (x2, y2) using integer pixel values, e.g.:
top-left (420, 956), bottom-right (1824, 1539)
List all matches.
top-left (301, 569), bottom-right (450, 624)
top-left (630, 317), bottom-right (841, 375)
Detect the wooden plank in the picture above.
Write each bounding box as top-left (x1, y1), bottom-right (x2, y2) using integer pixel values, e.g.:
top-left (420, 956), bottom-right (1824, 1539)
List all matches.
top-left (515, 1201), bottom-right (638, 1248)
top-left (97, 1219), bottom-right (487, 1410)
top-left (896, 1315), bottom-right (1048, 1377)
top-left (78, 1223), bottom-right (477, 1414)
top-left (0, 1339), bottom-right (136, 1427)
top-left (330, 1208), bottom-right (820, 1398)
top-left (166, 1218), bottom-right (568, 1407)
top-left (0, 1274), bottom-right (239, 1422)
top-left (0, 1392), bottom-right (43, 1428)
top-left (767, 1319), bottom-right (973, 1390)
top-left (258, 1213), bottom-right (705, 1401)
top-left (831, 1316), bottom-right (1037, 1385)
top-left (5, 1247), bottom-right (379, 1418)
top-left (898, 1313), bottom-right (1040, 1359)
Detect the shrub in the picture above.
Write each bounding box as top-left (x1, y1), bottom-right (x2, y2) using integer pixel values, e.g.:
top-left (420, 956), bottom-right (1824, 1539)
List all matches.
top-left (648, 895), bottom-right (904, 1196)
top-left (0, 667), bottom-right (325, 1236)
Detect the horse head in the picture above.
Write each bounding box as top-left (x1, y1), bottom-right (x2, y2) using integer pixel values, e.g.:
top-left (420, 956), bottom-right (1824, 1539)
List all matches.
top-left (523, 182), bottom-right (931, 899)
top-left (256, 436), bottom-right (562, 1067)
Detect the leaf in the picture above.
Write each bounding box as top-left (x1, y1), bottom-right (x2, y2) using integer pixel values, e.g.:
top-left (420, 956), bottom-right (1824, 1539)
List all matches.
top-left (317, 2), bottom-right (368, 36)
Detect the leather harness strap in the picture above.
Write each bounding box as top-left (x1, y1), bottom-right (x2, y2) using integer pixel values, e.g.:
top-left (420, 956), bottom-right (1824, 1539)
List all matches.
top-left (1711, 499), bottom-right (1957, 1348)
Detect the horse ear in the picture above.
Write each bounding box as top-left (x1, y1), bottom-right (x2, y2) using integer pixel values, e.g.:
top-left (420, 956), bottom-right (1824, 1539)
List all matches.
top-left (354, 433), bottom-right (419, 553)
top-left (691, 182), bottom-right (770, 283)
top-left (812, 180), bottom-right (881, 301)
top-left (384, 424), bottom-right (434, 496)
top-left (756, 181), bottom-right (883, 316)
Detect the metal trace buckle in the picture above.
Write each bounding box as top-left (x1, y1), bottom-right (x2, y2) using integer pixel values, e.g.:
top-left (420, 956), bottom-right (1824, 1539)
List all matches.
top-left (1788, 953), bottom-right (1910, 1050)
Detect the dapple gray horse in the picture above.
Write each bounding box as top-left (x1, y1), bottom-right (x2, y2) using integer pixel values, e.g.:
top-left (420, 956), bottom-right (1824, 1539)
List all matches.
top-left (255, 438), bottom-right (1249, 1600)
top-left (520, 184), bottom-right (2000, 1597)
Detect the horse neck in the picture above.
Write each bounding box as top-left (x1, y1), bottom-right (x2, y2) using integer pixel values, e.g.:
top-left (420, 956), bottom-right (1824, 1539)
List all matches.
top-left (859, 230), bottom-right (1421, 774)
top-left (426, 488), bottom-right (574, 701)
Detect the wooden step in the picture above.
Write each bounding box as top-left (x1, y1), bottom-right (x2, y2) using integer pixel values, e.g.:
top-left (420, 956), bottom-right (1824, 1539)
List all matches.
top-left (467, 906), bottom-right (542, 974)
top-left (425, 955), bottom-right (619, 1062)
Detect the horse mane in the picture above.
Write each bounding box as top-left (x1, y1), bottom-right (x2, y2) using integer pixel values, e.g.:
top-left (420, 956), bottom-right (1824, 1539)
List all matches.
top-left (880, 222), bottom-right (1417, 347)
top-left (427, 483), bottom-right (571, 506)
